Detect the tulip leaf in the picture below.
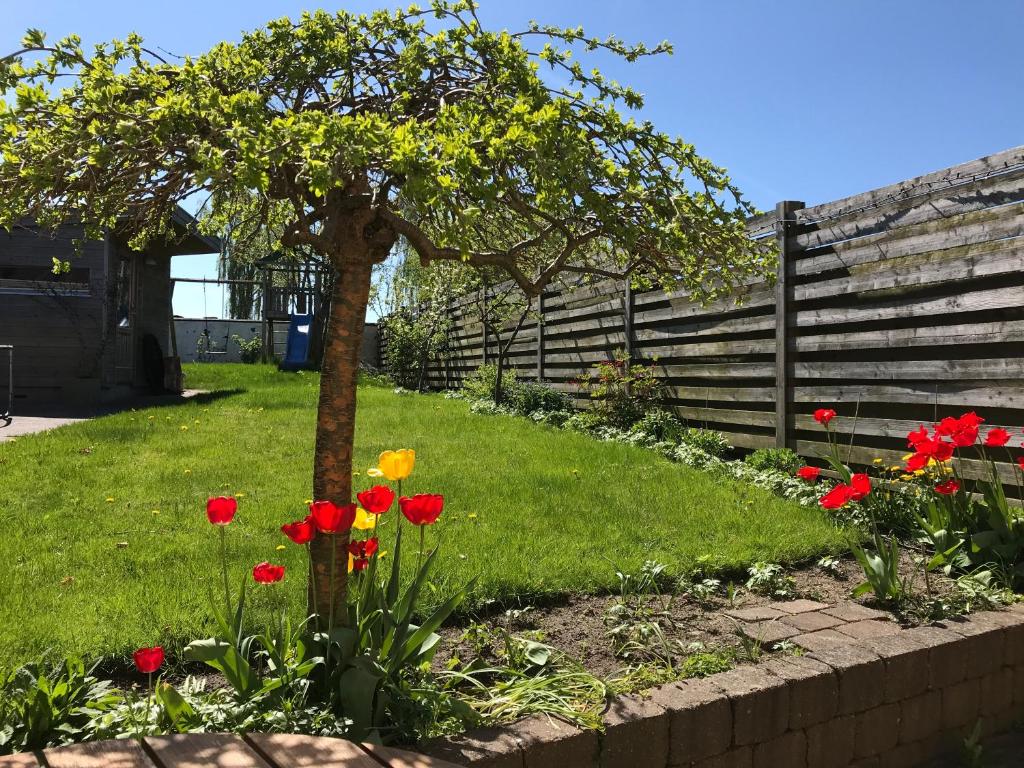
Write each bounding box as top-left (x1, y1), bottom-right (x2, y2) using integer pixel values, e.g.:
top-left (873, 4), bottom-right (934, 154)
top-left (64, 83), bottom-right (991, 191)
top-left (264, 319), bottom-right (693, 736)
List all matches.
top-left (155, 682), bottom-right (194, 732)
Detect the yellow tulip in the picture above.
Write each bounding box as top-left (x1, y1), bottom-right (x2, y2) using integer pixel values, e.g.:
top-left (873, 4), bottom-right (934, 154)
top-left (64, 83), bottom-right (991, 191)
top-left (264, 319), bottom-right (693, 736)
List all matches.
top-left (378, 449), bottom-right (415, 481)
top-left (347, 553), bottom-right (354, 573)
top-left (353, 507), bottom-right (377, 531)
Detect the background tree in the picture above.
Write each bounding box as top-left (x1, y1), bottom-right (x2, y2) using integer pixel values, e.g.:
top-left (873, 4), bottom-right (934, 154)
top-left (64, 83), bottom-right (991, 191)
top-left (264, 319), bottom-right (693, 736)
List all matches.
top-left (0, 1), bottom-right (769, 620)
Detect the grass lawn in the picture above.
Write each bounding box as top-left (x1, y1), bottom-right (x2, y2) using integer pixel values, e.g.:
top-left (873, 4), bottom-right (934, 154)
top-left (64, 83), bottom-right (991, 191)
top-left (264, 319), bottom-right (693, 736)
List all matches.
top-left (0, 364), bottom-right (848, 671)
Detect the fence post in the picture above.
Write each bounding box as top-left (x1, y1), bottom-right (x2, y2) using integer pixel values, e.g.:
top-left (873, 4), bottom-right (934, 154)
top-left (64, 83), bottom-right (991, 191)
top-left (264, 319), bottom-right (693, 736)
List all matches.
top-left (536, 292), bottom-right (546, 382)
top-left (623, 280), bottom-right (635, 363)
top-left (774, 200), bottom-right (805, 449)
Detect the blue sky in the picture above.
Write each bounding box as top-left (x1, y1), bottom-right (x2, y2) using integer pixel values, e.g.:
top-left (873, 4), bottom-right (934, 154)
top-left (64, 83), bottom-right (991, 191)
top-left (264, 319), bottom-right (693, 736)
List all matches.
top-left (4, 1), bottom-right (1022, 317)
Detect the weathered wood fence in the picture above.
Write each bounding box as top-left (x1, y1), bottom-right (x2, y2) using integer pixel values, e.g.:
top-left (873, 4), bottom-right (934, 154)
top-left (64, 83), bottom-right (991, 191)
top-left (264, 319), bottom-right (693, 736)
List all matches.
top-left (394, 146), bottom-right (1024, 481)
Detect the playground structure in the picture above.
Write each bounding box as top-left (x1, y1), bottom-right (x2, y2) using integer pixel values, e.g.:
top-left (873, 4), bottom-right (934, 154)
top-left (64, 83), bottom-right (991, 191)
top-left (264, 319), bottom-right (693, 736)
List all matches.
top-left (171, 256), bottom-right (329, 369)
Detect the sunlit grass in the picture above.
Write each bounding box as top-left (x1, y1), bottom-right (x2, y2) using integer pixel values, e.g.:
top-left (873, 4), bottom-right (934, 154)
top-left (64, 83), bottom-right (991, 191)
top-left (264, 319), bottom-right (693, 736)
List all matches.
top-left (0, 364), bottom-right (847, 671)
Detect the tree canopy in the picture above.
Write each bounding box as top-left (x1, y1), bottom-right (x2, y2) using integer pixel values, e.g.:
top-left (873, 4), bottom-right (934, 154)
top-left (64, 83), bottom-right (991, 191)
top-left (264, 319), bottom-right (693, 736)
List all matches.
top-left (0, 0), bottom-right (768, 300)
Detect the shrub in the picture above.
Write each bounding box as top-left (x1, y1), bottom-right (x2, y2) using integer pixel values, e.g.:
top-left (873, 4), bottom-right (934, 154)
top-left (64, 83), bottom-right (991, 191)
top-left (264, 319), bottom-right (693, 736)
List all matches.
top-left (511, 382), bottom-right (573, 416)
top-left (631, 408), bottom-right (685, 444)
top-left (463, 363), bottom-right (520, 404)
top-left (380, 310), bottom-right (449, 390)
top-left (583, 350), bottom-right (663, 428)
top-left (679, 427), bottom-right (730, 458)
top-left (230, 334), bottom-right (262, 364)
top-left (744, 447), bottom-right (801, 474)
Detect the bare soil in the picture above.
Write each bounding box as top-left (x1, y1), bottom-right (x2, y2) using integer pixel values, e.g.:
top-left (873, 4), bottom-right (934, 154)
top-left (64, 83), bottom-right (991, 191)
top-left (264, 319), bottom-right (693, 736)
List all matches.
top-left (436, 552), bottom-right (958, 680)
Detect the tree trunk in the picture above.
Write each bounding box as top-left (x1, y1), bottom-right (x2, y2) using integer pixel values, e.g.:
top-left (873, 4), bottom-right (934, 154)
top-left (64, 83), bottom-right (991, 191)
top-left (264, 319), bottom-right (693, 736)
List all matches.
top-left (493, 346), bottom-right (505, 404)
top-left (308, 257), bottom-right (373, 622)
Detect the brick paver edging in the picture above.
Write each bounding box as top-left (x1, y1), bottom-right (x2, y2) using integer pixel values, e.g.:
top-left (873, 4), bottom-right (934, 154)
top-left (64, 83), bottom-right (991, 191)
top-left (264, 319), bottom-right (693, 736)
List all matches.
top-left (420, 606), bottom-right (1024, 768)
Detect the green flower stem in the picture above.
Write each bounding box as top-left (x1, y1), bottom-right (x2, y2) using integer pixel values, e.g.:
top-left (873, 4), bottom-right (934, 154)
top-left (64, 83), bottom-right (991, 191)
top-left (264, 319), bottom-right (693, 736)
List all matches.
top-left (307, 544), bottom-right (318, 621)
top-left (219, 525), bottom-right (231, 617)
top-left (417, 524), bottom-right (425, 573)
top-left (328, 534), bottom-right (337, 635)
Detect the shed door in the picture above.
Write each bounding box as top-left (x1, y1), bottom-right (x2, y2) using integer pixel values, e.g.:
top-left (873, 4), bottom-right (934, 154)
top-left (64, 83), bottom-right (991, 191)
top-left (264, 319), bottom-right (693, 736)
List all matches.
top-left (113, 253), bottom-right (137, 385)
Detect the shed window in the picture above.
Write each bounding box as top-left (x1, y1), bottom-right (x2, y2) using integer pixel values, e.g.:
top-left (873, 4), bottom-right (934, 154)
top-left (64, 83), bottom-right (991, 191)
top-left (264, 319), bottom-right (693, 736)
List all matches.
top-left (0, 265), bottom-right (91, 295)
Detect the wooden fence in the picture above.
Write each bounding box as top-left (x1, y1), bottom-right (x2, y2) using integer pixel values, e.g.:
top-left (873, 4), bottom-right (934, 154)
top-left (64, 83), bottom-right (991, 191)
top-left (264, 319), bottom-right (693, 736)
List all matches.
top-left (389, 145), bottom-right (1024, 482)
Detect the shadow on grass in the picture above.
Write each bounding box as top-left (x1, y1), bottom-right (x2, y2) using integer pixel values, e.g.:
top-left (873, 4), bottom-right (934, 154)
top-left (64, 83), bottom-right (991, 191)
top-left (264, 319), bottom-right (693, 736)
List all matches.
top-left (11, 388), bottom-right (245, 420)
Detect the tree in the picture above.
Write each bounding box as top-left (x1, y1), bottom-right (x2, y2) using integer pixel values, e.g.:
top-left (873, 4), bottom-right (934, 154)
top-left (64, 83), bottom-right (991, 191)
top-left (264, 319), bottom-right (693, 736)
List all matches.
top-left (0, 2), bottom-right (769, 621)
top-left (468, 276), bottom-right (530, 404)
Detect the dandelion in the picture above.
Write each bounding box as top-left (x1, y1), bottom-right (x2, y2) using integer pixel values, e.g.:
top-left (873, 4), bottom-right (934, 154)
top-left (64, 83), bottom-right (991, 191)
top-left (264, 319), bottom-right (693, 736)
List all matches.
top-left (184, 469), bottom-right (192, 475)
top-left (105, 497), bottom-right (115, 503)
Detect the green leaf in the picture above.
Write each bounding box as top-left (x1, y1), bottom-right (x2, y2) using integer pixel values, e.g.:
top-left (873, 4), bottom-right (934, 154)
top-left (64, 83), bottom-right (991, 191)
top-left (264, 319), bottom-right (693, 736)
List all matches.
top-left (155, 682), bottom-right (194, 731)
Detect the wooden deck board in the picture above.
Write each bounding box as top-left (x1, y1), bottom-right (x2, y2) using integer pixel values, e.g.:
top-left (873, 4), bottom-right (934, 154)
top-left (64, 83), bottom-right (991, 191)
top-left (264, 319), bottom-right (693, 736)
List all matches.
top-left (360, 743), bottom-right (459, 768)
top-left (0, 752), bottom-right (42, 768)
top-left (245, 734), bottom-right (382, 768)
top-left (45, 739), bottom-right (156, 768)
top-left (2, 735), bottom-right (460, 768)
top-left (144, 734), bottom-right (272, 768)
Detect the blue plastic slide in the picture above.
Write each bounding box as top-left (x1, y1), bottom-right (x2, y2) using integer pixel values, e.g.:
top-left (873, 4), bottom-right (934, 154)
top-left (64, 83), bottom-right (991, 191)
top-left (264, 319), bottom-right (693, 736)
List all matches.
top-left (279, 313), bottom-right (312, 371)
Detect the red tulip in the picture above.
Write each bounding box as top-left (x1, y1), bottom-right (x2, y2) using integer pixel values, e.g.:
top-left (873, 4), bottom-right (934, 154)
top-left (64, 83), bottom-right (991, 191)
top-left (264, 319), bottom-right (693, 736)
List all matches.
top-left (281, 516), bottom-right (316, 545)
top-left (133, 646), bottom-right (164, 674)
top-left (252, 562), bottom-right (285, 584)
top-left (906, 426), bottom-right (930, 450)
top-left (849, 473), bottom-right (871, 501)
top-left (813, 408), bottom-right (836, 426)
top-left (357, 485), bottom-right (396, 515)
top-left (905, 452), bottom-right (929, 472)
top-left (1017, 456), bottom-right (1024, 472)
top-left (935, 413), bottom-right (982, 447)
top-left (935, 479), bottom-right (960, 495)
top-left (348, 537), bottom-right (379, 559)
top-left (206, 496), bottom-right (237, 525)
top-left (984, 428), bottom-right (1010, 448)
top-left (819, 484), bottom-right (855, 510)
top-left (352, 556), bottom-right (370, 572)
top-left (906, 437), bottom-right (955, 470)
top-left (399, 494), bottom-right (444, 526)
top-left (796, 466), bottom-right (820, 482)
top-left (309, 500), bottom-right (357, 534)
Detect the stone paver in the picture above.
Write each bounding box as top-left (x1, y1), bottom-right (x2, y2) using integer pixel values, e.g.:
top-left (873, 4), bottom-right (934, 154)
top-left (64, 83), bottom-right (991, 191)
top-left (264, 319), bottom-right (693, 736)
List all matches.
top-left (793, 629), bottom-right (852, 652)
top-left (833, 619), bottom-right (902, 640)
top-left (724, 606), bottom-right (786, 622)
top-left (739, 620), bottom-right (799, 644)
top-left (776, 599), bottom-right (829, 615)
top-left (781, 611), bottom-right (845, 633)
top-left (821, 602), bottom-right (887, 622)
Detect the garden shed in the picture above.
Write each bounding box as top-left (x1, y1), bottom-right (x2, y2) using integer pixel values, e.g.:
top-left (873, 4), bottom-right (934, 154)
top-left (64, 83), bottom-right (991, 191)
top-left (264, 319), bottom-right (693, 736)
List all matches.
top-left (0, 207), bottom-right (218, 408)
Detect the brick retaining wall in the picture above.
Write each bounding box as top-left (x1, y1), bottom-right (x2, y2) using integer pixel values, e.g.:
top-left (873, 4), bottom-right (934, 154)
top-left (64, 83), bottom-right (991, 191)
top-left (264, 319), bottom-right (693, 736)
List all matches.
top-left (421, 607), bottom-right (1024, 768)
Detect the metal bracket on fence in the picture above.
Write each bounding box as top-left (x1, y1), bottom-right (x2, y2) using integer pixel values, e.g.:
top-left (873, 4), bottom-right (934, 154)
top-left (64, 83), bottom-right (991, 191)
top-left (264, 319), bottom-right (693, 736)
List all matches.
top-left (0, 345), bottom-right (11, 421)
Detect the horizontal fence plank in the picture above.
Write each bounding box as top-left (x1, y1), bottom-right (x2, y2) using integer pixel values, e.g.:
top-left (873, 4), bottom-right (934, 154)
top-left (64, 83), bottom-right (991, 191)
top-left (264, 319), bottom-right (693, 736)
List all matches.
top-left (795, 236), bottom-right (1024, 303)
top-left (794, 145), bottom-right (1024, 229)
top-left (792, 383), bottom-right (1024, 409)
top-left (795, 200), bottom-right (1024, 278)
top-left (793, 165), bottom-right (1024, 251)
